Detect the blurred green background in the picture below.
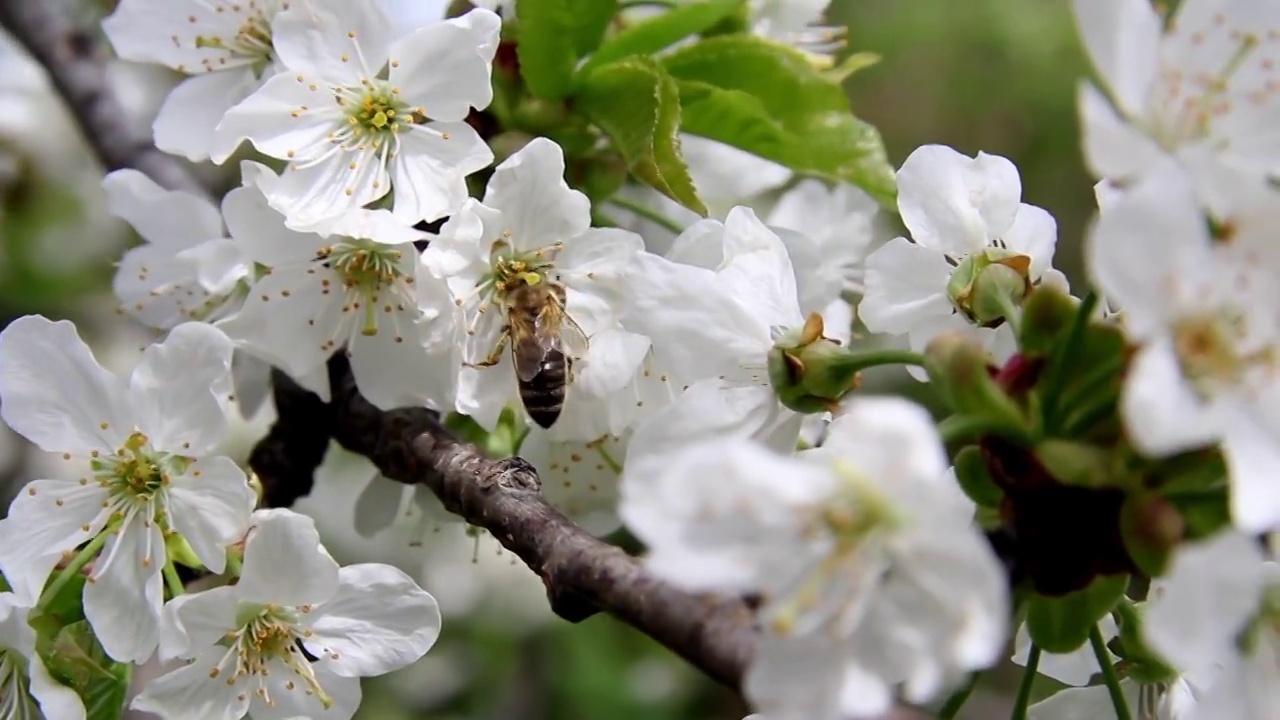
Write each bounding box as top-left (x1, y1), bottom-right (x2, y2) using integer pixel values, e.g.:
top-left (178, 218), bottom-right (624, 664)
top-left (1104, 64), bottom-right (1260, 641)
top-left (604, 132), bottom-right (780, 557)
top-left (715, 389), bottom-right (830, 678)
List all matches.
top-left (0, 0), bottom-right (1098, 718)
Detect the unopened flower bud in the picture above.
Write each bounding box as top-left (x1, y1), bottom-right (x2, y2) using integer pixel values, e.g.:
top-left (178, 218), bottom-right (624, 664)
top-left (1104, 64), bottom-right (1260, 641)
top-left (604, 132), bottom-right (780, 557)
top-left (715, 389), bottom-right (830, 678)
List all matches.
top-left (925, 332), bottom-right (1028, 438)
top-left (768, 314), bottom-right (861, 414)
top-left (946, 248), bottom-right (1033, 326)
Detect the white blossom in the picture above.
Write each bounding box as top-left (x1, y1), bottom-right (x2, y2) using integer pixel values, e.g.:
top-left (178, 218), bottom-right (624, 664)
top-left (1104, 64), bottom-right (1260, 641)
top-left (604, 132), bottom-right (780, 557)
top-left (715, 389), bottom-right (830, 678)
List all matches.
top-left (420, 137), bottom-right (645, 437)
top-left (217, 161), bottom-right (454, 411)
top-left (211, 1), bottom-right (500, 229)
top-left (621, 206), bottom-right (810, 480)
top-left (859, 144), bottom-right (1061, 369)
top-left (103, 169), bottom-right (249, 329)
top-left (622, 399), bottom-right (1008, 719)
top-left (102, 0), bottom-right (286, 161)
top-left (133, 509), bottom-right (441, 720)
top-left (1088, 166), bottom-right (1280, 533)
top-left (1073, 0), bottom-right (1280, 214)
top-left (766, 179), bottom-right (881, 315)
top-left (0, 316), bottom-right (255, 663)
top-left (0, 592), bottom-right (85, 720)
top-left (1143, 531), bottom-right (1279, 720)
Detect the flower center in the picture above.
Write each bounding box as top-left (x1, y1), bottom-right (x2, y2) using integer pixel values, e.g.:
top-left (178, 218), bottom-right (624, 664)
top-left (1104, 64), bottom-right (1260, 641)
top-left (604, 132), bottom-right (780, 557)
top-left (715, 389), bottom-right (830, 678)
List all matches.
top-left (1151, 19), bottom-right (1276, 149)
top-left (91, 431), bottom-right (188, 519)
top-left (1171, 312), bottom-right (1274, 397)
top-left (194, 7), bottom-right (275, 66)
top-left (488, 236), bottom-right (562, 296)
top-left (316, 239), bottom-right (413, 337)
top-left (214, 603), bottom-right (333, 710)
top-left (342, 85), bottom-right (417, 146)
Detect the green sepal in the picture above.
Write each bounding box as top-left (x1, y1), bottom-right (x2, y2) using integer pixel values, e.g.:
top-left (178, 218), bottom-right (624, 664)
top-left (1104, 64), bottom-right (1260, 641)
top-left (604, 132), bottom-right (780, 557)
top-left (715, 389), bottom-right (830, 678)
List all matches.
top-left (1025, 573), bottom-right (1128, 653)
top-left (953, 445), bottom-right (1003, 508)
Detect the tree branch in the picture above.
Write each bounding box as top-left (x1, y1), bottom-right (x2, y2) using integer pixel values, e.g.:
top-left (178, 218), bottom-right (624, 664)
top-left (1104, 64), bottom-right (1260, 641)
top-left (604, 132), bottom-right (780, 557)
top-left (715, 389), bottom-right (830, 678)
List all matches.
top-left (0, 0), bottom-right (206, 196)
top-left (319, 354), bottom-right (759, 687)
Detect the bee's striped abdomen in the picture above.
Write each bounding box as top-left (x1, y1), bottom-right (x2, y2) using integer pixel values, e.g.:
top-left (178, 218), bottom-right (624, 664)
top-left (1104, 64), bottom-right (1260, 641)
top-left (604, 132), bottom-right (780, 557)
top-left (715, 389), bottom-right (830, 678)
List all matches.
top-left (519, 348), bottom-right (567, 428)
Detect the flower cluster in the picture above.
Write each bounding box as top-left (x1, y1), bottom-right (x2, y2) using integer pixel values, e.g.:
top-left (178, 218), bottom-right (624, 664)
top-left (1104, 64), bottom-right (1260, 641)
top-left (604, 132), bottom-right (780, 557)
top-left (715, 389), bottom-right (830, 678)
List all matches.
top-left (0, 0), bottom-right (1276, 718)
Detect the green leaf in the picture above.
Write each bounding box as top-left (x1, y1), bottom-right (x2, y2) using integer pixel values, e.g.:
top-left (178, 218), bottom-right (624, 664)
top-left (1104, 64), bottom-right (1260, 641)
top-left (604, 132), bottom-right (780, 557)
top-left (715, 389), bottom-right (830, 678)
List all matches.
top-left (581, 0), bottom-right (745, 74)
top-left (516, 0), bottom-right (619, 100)
top-left (577, 57), bottom-right (707, 215)
top-left (40, 621), bottom-right (130, 720)
top-left (1026, 574), bottom-right (1128, 653)
top-left (661, 35), bottom-right (896, 205)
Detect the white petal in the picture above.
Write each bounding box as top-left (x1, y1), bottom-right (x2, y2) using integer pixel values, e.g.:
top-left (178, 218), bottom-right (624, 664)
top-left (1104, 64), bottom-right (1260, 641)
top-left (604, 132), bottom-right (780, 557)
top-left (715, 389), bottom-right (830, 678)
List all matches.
top-left (715, 207), bottom-right (805, 329)
top-left (0, 316), bottom-right (133, 453)
top-left (102, 0), bottom-right (256, 71)
top-left (1144, 531), bottom-right (1266, 674)
top-left (102, 169), bottom-right (223, 248)
top-left (238, 509), bottom-right (340, 606)
top-left (1121, 341), bottom-right (1220, 457)
top-left (624, 381), bottom-right (801, 485)
top-left (1002, 203), bottom-right (1058, 279)
top-left (159, 585), bottom-right (239, 661)
top-left (556, 228), bottom-right (644, 328)
top-left (897, 145), bottom-right (1020, 255)
top-left (1077, 82), bottom-right (1167, 180)
top-left (114, 244), bottom-right (205, 330)
top-left (272, 0), bottom-right (395, 86)
top-left (1219, 395), bottom-right (1280, 532)
top-left (744, 635), bottom-right (853, 720)
top-left (349, 318), bottom-right (456, 411)
top-left (0, 480), bottom-right (109, 603)
top-left (154, 69), bottom-right (259, 162)
top-left (858, 238), bottom-right (956, 334)
top-left (818, 398), bottom-right (949, 483)
top-left (353, 470), bottom-right (406, 538)
top-left (523, 433), bottom-right (625, 535)
top-left (564, 327), bottom-right (648, 403)
top-left (216, 266), bottom-right (338, 379)
top-left (1071, 0), bottom-right (1160, 117)
top-left (83, 518), bottom-right (164, 663)
top-left (621, 435), bottom-right (833, 594)
top-left (389, 122), bottom-right (493, 223)
top-left (131, 647), bottom-right (249, 720)
top-left (270, 147), bottom-right (391, 228)
top-left (166, 456), bottom-right (255, 574)
top-left (1085, 168), bottom-right (1208, 338)
top-left (389, 9), bottom-right (501, 122)
top-left (28, 651), bottom-right (86, 720)
top-left (623, 252), bottom-right (768, 379)
top-left (250, 665), bottom-right (361, 720)
top-left (481, 137), bottom-right (590, 248)
top-left (1028, 681), bottom-right (1141, 720)
top-left (211, 71), bottom-right (344, 164)
top-left (305, 563), bottom-right (441, 676)
top-left (221, 177), bottom-right (327, 268)
top-left (130, 322), bottom-right (234, 454)
top-left (681, 135), bottom-right (792, 210)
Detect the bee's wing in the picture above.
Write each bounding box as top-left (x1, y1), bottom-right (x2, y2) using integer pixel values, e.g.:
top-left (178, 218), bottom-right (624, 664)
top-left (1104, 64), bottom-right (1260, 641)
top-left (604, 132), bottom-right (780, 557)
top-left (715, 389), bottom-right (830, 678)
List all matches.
top-left (511, 314), bottom-right (552, 383)
top-left (557, 311), bottom-right (590, 365)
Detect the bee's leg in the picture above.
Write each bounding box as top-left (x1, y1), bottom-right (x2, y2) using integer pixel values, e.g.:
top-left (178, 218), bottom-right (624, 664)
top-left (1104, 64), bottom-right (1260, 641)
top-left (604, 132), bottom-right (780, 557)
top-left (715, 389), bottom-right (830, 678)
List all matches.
top-left (464, 326), bottom-right (510, 369)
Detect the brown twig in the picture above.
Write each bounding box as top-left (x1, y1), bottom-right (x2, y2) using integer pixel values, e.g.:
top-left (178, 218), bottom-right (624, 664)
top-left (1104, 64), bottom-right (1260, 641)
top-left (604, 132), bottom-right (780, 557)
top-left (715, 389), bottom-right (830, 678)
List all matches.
top-left (0, 0), bottom-right (206, 196)
top-left (320, 354), bottom-right (759, 688)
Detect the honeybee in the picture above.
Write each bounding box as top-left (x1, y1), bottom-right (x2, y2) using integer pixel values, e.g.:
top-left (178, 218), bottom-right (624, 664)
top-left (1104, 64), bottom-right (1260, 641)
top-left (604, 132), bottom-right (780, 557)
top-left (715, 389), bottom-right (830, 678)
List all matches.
top-left (469, 276), bottom-right (589, 429)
